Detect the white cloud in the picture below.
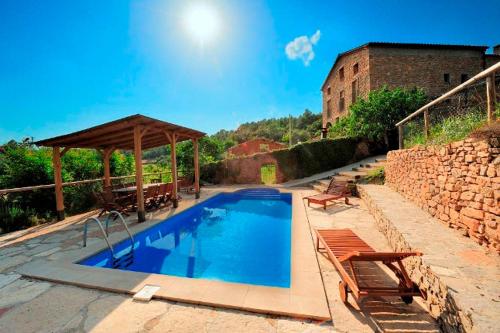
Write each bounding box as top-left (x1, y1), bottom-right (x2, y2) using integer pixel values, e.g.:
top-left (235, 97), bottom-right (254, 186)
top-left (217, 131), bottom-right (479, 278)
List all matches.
top-left (285, 30), bottom-right (321, 66)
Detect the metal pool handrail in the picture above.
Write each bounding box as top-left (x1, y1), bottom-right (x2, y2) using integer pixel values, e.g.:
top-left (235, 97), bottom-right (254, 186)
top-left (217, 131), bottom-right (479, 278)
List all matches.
top-left (82, 217), bottom-right (116, 258)
top-left (104, 211), bottom-right (135, 249)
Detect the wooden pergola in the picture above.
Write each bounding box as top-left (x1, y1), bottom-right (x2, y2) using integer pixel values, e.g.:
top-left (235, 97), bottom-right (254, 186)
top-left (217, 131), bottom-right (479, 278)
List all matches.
top-left (35, 114), bottom-right (205, 222)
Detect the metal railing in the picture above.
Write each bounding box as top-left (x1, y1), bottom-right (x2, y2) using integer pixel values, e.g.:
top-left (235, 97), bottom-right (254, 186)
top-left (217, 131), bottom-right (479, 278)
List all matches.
top-left (82, 211), bottom-right (135, 269)
top-left (396, 62), bottom-right (499, 149)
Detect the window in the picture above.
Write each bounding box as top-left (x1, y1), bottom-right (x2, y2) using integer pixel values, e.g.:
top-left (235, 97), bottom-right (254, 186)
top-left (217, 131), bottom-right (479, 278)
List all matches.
top-left (444, 73), bottom-right (450, 83)
top-left (327, 86), bottom-right (331, 95)
top-left (351, 80), bottom-right (358, 103)
top-left (339, 91), bottom-right (345, 112)
top-left (353, 63), bottom-right (359, 75)
top-left (461, 74), bottom-right (468, 83)
top-left (326, 99), bottom-right (332, 118)
top-left (339, 67), bottom-right (344, 80)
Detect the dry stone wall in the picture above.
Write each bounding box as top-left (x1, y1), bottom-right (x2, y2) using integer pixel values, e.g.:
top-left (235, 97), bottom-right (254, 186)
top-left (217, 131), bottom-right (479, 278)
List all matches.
top-left (386, 135), bottom-right (500, 252)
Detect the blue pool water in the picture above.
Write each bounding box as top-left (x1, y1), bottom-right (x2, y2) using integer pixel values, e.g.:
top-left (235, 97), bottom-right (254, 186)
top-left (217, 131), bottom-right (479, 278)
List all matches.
top-left (79, 189), bottom-right (292, 287)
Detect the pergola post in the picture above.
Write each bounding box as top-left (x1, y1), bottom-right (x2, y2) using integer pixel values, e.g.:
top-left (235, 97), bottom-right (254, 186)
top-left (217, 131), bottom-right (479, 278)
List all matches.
top-left (102, 148), bottom-right (114, 187)
top-left (193, 138), bottom-right (200, 199)
top-left (133, 126), bottom-right (146, 222)
top-left (52, 146), bottom-right (65, 221)
top-left (170, 133), bottom-right (178, 208)
top-left (486, 74), bottom-right (497, 123)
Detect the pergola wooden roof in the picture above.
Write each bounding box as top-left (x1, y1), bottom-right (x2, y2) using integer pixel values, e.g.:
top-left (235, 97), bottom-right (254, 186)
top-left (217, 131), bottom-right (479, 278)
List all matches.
top-left (35, 114), bottom-right (205, 223)
top-left (35, 114), bottom-right (205, 150)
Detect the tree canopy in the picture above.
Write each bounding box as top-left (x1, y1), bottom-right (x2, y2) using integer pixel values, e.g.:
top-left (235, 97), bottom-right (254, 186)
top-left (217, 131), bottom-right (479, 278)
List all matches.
top-left (212, 109), bottom-right (322, 145)
top-left (329, 86), bottom-right (427, 143)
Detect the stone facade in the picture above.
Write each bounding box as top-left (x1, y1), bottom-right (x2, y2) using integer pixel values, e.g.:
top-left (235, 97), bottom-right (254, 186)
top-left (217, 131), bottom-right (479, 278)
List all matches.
top-left (322, 48), bottom-right (370, 126)
top-left (369, 48), bottom-right (484, 97)
top-left (385, 136), bottom-right (500, 252)
top-left (321, 43), bottom-right (500, 128)
top-left (226, 138), bottom-right (287, 158)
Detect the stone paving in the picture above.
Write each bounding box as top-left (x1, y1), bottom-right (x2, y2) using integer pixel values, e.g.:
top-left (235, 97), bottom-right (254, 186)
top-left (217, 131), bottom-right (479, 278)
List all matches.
top-left (359, 184), bottom-right (500, 333)
top-left (0, 187), bottom-right (439, 332)
top-left (302, 190), bottom-right (439, 333)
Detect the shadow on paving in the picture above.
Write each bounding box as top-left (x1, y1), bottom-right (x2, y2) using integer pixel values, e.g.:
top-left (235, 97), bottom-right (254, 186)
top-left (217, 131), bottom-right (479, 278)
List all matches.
top-left (303, 194), bottom-right (440, 333)
top-left (336, 259), bottom-right (439, 332)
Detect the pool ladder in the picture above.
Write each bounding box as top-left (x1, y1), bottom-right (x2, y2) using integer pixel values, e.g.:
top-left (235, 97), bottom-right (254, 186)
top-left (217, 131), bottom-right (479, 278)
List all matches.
top-left (82, 211), bottom-right (135, 269)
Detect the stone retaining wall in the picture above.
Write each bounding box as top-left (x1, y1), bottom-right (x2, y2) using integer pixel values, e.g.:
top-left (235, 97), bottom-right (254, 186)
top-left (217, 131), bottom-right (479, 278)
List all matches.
top-left (385, 136), bottom-right (499, 252)
top-left (358, 186), bottom-right (473, 333)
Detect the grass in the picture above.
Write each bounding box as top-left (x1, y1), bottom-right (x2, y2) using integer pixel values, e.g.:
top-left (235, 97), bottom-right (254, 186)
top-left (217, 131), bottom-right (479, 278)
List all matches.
top-left (403, 107), bottom-right (497, 148)
top-left (362, 166), bottom-right (385, 185)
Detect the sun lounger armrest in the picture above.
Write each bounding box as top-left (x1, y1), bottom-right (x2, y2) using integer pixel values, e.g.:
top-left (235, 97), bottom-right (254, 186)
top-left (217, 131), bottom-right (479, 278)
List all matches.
top-left (339, 251), bottom-right (422, 262)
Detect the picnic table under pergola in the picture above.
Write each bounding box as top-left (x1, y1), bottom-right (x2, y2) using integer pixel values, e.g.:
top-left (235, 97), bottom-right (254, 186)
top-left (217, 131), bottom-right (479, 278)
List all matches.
top-left (35, 114), bottom-right (205, 222)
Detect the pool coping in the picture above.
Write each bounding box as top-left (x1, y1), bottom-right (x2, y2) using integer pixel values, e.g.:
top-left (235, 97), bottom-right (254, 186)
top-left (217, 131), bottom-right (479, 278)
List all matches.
top-left (16, 188), bottom-right (331, 321)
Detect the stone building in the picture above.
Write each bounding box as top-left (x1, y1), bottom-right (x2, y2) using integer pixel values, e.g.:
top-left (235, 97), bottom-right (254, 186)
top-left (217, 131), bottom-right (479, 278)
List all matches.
top-left (321, 42), bottom-right (500, 130)
top-left (226, 138), bottom-right (287, 157)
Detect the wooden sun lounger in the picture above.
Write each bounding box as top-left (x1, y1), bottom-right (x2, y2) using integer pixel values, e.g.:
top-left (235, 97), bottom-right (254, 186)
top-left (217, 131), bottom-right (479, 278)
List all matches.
top-left (315, 229), bottom-right (424, 304)
top-left (305, 180), bottom-right (351, 209)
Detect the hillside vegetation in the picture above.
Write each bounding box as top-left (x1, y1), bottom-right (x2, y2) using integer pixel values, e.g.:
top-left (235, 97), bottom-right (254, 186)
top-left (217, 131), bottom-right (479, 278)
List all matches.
top-left (143, 109), bottom-right (322, 161)
top-left (212, 109), bottom-right (322, 144)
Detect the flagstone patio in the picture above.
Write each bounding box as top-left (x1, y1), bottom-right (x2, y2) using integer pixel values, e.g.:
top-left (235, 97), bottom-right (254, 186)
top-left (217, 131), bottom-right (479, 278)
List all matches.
top-left (0, 186), bottom-right (438, 332)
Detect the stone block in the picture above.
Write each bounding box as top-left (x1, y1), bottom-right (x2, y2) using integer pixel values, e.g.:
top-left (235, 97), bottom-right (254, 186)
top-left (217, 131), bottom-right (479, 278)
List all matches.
top-left (461, 215), bottom-right (481, 232)
top-left (461, 207), bottom-right (484, 220)
top-left (484, 166), bottom-right (495, 177)
top-left (459, 191), bottom-right (474, 201)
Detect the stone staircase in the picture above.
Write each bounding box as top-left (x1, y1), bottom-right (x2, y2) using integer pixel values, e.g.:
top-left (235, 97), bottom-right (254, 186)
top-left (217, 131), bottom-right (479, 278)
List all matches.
top-left (311, 158), bottom-right (386, 192)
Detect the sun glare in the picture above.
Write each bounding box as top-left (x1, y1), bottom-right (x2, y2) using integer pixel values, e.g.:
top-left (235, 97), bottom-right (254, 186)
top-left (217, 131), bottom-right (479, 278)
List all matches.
top-left (183, 3), bottom-right (220, 46)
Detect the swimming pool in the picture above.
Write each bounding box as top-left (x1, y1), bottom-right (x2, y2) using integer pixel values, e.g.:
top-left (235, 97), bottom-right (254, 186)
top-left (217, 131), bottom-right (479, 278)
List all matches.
top-left (79, 189), bottom-right (292, 288)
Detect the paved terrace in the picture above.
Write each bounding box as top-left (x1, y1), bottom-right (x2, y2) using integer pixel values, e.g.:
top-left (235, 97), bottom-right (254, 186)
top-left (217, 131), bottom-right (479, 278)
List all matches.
top-left (0, 186), bottom-right (438, 332)
top-left (359, 185), bottom-right (499, 332)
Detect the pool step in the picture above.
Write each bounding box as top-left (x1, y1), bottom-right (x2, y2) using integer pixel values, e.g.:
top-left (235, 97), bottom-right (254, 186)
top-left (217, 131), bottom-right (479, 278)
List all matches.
top-left (234, 188), bottom-right (282, 199)
top-left (113, 251), bottom-right (134, 269)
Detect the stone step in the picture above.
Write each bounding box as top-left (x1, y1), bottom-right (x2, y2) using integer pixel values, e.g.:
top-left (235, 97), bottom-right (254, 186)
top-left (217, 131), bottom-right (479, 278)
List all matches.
top-left (318, 179), bottom-right (331, 187)
top-left (337, 171), bottom-right (367, 179)
top-left (312, 183), bottom-right (327, 192)
top-left (358, 184), bottom-right (499, 333)
top-left (351, 167), bottom-right (375, 173)
top-left (375, 158), bottom-right (387, 163)
top-left (363, 162), bottom-right (386, 168)
top-left (312, 176), bottom-right (357, 193)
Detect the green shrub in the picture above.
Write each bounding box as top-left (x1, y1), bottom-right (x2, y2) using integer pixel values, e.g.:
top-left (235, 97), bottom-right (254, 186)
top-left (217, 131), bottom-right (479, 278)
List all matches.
top-left (201, 138), bottom-right (384, 183)
top-left (0, 141), bottom-right (135, 232)
top-left (329, 86), bottom-right (427, 145)
top-left (0, 198), bottom-right (38, 233)
top-left (362, 166), bottom-right (385, 185)
top-left (280, 138), bottom-right (362, 179)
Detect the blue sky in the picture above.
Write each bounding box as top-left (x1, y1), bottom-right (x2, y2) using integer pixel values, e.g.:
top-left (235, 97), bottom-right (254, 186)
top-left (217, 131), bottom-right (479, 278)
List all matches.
top-left (1, 0), bottom-right (499, 143)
